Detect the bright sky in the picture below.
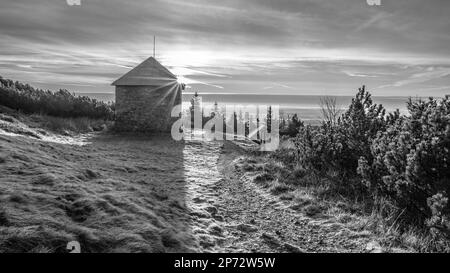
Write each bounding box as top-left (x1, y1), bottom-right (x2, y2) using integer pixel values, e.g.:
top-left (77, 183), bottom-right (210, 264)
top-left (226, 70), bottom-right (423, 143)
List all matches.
top-left (0, 0), bottom-right (449, 96)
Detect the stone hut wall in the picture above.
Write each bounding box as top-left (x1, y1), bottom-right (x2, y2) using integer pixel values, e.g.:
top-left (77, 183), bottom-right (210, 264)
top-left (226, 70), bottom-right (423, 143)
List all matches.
top-left (115, 85), bottom-right (182, 132)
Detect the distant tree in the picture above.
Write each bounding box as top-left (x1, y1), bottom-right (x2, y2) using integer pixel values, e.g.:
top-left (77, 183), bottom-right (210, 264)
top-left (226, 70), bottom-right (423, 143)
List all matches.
top-left (320, 96), bottom-right (342, 125)
top-left (267, 106), bottom-right (272, 134)
top-left (280, 113), bottom-right (304, 137)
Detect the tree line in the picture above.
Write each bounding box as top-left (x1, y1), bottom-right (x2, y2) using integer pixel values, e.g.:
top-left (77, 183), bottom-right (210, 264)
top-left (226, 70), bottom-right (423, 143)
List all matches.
top-left (0, 76), bottom-right (114, 120)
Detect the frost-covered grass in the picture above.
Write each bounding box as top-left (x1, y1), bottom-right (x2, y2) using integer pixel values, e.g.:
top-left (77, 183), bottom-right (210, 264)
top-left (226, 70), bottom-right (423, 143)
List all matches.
top-left (0, 119), bottom-right (197, 253)
top-left (239, 87), bottom-right (450, 252)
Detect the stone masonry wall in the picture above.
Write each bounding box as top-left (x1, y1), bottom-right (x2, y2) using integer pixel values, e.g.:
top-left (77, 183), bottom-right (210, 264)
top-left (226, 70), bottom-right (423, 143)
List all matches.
top-left (115, 85), bottom-right (182, 132)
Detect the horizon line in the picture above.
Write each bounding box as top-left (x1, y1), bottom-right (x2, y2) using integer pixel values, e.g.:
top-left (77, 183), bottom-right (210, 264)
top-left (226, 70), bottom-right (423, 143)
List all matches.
top-left (74, 91), bottom-right (432, 99)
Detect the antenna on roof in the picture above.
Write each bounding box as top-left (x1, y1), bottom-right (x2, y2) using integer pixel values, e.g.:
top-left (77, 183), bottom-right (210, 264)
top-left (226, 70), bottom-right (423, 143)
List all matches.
top-left (153, 36), bottom-right (156, 59)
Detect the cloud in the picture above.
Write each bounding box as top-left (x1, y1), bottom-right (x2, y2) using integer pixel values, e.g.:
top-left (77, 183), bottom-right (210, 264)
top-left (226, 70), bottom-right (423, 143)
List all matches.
top-left (342, 71), bottom-right (378, 78)
top-left (0, 0), bottom-right (449, 96)
top-left (353, 12), bottom-right (392, 33)
top-left (422, 85), bottom-right (450, 92)
top-left (262, 83), bottom-right (295, 90)
top-left (178, 76), bottom-right (224, 89)
top-left (169, 67), bottom-right (229, 78)
top-left (388, 67), bottom-right (450, 87)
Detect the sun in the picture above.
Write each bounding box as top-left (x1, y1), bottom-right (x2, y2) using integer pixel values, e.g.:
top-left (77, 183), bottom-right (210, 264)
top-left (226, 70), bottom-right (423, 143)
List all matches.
top-left (176, 75), bottom-right (188, 84)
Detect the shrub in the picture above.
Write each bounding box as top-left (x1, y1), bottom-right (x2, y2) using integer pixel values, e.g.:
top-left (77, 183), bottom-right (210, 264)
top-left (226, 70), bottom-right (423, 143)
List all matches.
top-left (280, 113), bottom-right (304, 137)
top-left (0, 76), bottom-right (114, 120)
top-left (271, 146), bottom-right (297, 166)
top-left (288, 86), bottom-right (450, 233)
top-left (294, 86), bottom-right (386, 181)
top-left (253, 172), bottom-right (275, 184)
top-left (270, 183), bottom-right (293, 195)
top-left (358, 97), bottom-right (450, 228)
top-left (36, 115), bottom-right (110, 134)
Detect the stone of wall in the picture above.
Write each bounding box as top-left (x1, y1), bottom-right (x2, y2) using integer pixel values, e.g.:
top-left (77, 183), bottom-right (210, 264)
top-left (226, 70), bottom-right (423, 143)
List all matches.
top-left (115, 84), bottom-right (182, 132)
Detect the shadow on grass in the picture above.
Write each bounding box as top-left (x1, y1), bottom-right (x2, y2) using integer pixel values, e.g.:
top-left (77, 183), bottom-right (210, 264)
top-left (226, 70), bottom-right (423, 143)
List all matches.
top-left (0, 132), bottom-right (197, 252)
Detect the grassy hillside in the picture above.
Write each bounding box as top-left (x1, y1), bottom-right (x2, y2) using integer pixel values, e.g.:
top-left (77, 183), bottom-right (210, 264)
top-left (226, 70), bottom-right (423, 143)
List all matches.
top-left (254, 86), bottom-right (450, 252)
top-left (0, 112), bottom-right (197, 252)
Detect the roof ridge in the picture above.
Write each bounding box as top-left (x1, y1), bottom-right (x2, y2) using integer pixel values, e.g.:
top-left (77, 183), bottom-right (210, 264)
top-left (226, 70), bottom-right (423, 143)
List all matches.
top-left (112, 57), bottom-right (177, 86)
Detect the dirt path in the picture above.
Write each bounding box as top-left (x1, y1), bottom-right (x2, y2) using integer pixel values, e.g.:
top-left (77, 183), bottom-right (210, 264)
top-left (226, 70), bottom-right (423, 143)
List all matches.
top-left (181, 139), bottom-right (226, 252)
top-left (210, 141), bottom-right (374, 253)
top-left (177, 139), bottom-right (374, 253)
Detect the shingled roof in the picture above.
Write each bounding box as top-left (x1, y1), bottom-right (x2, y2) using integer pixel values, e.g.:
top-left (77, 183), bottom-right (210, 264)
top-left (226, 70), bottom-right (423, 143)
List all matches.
top-left (112, 57), bottom-right (177, 86)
